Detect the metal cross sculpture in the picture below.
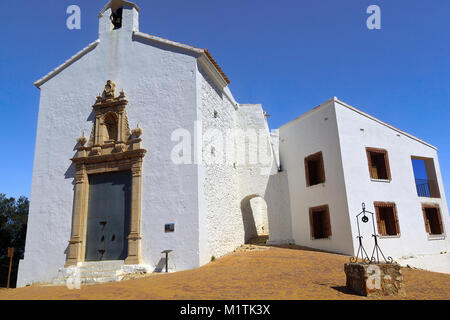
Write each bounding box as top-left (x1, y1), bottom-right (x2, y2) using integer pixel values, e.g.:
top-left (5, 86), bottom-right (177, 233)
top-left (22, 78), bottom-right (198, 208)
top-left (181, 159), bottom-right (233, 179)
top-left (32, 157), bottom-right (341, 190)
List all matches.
top-left (350, 203), bottom-right (394, 264)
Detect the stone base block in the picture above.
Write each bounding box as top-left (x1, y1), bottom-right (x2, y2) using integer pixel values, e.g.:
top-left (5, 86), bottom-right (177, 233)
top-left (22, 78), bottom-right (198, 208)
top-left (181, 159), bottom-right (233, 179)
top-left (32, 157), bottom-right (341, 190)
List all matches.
top-left (344, 263), bottom-right (406, 297)
top-left (52, 261), bottom-right (153, 287)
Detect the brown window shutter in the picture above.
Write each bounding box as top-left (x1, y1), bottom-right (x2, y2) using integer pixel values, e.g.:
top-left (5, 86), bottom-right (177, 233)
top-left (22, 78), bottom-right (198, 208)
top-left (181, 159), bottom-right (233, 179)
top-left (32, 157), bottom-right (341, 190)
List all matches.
top-left (366, 148), bottom-right (374, 179)
top-left (371, 166), bottom-right (378, 179)
top-left (422, 207), bottom-right (430, 233)
top-left (309, 209), bottom-right (314, 238)
top-left (305, 158), bottom-right (310, 187)
top-left (374, 204), bottom-right (382, 234)
top-left (384, 150), bottom-right (392, 181)
top-left (380, 219), bottom-right (387, 235)
top-left (324, 208), bottom-right (332, 237)
top-left (393, 205), bottom-right (400, 235)
top-left (319, 153), bottom-right (326, 183)
top-left (436, 207), bottom-right (444, 234)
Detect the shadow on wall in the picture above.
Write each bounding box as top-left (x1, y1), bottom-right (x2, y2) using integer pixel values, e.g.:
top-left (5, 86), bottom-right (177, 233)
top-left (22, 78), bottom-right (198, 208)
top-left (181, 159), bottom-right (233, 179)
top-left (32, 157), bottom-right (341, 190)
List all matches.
top-left (153, 257), bottom-right (166, 273)
top-left (241, 195), bottom-right (269, 243)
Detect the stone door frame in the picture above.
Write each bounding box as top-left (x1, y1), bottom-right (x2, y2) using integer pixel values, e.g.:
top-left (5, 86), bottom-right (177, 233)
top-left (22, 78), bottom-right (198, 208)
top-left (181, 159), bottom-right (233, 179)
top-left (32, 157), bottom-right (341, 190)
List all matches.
top-left (65, 81), bottom-right (146, 267)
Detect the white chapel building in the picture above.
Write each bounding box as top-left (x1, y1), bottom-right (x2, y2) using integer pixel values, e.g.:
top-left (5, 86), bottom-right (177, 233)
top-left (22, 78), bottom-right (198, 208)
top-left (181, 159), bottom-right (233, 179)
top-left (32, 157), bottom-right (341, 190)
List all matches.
top-left (17, 1), bottom-right (450, 286)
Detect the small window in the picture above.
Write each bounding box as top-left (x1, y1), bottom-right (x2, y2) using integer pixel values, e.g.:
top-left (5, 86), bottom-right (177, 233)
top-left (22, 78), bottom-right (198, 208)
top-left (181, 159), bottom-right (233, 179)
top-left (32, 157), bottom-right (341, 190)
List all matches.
top-left (366, 148), bottom-right (391, 180)
top-left (305, 152), bottom-right (325, 186)
top-left (422, 204), bottom-right (444, 235)
top-left (165, 223), bottom-right (175, 233)
top-left (374, 202), bottom-right (400, 236)
top-left (309, 205), bottom-right (332, 239)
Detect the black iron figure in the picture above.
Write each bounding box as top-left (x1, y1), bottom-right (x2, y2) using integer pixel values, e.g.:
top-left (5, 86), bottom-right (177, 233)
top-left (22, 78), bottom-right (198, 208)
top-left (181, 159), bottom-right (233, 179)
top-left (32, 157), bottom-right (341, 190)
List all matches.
top-left (350, 203), bottom-right (394, 264)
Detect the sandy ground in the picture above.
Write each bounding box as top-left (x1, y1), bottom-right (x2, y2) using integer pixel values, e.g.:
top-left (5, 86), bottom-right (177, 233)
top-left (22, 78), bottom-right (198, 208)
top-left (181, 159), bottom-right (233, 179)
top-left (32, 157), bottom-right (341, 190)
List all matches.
top-left (1, 244), bottom-right (449, 300)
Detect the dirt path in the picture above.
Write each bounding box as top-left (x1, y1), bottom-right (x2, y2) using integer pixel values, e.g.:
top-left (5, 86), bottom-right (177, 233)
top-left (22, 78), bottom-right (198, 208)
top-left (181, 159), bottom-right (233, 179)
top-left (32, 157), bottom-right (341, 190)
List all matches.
top-left (1, 246), bottom-right (449, 300)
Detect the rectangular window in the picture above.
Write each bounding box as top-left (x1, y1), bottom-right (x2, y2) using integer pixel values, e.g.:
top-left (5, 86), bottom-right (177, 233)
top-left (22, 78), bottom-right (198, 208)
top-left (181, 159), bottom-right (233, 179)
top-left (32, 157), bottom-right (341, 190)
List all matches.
top-left (422, 204), bottom-right (444, 235)
top-left (366, 148), bottom-right (391, 180)
top-left (411, 157), bottom-right (441, 198)
top-left (374, 202), bottom-right (400, 236)
top-left (309, 205), bottom-right (332, 239)
top-left (305, 151), bottom-right (325, 186)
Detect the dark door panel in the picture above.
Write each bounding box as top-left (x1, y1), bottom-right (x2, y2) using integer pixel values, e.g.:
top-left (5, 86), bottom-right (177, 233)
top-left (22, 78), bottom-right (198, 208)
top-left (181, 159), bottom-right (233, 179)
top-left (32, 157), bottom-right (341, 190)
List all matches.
top-left (85, 171), bottom-right (131, 261)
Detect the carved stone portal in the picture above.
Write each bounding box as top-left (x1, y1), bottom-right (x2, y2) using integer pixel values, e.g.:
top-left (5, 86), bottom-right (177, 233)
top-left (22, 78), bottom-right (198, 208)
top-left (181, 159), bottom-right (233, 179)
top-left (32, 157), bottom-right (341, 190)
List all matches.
top-left (66, 81), bottom-right (146, 267)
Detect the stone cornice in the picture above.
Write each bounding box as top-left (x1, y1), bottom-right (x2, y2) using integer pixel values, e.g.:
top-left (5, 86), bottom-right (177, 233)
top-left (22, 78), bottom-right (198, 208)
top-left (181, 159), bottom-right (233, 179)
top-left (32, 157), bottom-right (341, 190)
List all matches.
top-left (71, 148), bottom-right (147, 165)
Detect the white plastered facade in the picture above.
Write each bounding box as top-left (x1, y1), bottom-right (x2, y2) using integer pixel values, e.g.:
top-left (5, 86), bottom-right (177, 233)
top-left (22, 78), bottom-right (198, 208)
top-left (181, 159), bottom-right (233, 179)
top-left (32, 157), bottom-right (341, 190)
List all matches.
top-left (279, 98), bottom-right (450, 260)
top-left (17, 2), bottom-right (449, 286)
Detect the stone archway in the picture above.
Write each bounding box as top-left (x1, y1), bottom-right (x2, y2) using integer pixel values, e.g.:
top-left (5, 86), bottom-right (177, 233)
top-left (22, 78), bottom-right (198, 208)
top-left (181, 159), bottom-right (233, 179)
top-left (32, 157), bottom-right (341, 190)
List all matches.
top-left (241, 195), bottom-right (269, 243)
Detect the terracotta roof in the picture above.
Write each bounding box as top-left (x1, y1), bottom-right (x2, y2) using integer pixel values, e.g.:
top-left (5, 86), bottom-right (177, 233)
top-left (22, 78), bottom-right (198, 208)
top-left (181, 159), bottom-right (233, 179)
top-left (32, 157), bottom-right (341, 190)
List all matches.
top-left (204, 50), bottom-right (230, 85)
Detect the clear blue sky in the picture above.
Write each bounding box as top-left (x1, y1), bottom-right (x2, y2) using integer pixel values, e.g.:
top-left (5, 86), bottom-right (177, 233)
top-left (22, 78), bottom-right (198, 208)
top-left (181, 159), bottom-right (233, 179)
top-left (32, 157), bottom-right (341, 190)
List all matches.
top-left (0, 0), bottom-right (449, 201)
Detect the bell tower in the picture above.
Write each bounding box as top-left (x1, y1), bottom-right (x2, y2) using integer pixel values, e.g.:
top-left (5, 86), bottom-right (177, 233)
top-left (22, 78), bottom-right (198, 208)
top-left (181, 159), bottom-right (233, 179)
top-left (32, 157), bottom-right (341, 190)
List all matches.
top-left (98, 0), bottom-right (140, 36)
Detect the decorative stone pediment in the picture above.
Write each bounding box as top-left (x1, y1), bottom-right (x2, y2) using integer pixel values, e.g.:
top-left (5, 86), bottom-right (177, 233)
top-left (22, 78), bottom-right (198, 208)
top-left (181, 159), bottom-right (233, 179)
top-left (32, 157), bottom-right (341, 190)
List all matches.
top-left (73, 80), bottom-right (146, 164)
top-left (67, 81), bottom-right (146, 267)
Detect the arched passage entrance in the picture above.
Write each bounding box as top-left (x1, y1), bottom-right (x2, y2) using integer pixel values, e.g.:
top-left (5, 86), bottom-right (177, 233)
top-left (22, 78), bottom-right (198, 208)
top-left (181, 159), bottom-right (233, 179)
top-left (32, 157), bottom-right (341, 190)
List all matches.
top-left (241, 195), bottom-right (269, 243)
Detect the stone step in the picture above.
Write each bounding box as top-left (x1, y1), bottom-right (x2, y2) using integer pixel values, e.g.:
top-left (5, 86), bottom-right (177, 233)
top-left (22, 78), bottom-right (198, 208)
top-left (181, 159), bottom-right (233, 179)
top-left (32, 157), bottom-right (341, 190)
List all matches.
top-left (52, 261), bottom-right (152, 286)
top-left (79, 270), bottom-right (123, 278)
top-left (81, 260), bottom-right (124, 267)
top-left (80, 275), bottom-right (124, 284)
top-left (79, 266), bottom-right (123, 273)
top-left (79, 261), bottom-right (124, 272)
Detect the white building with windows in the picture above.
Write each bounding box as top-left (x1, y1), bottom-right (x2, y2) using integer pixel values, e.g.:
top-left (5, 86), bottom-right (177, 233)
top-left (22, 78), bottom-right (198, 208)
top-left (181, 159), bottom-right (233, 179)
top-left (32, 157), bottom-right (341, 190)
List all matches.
top-left (278, 98), bottom-right (450, 262)
top-left (17, 0), bottom-right (449, 286)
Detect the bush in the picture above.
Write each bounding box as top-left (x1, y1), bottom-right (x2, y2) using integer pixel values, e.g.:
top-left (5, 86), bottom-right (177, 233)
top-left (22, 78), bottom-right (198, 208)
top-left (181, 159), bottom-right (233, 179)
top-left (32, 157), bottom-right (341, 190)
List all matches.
top-left (0, 194), bottom-right (29, 288)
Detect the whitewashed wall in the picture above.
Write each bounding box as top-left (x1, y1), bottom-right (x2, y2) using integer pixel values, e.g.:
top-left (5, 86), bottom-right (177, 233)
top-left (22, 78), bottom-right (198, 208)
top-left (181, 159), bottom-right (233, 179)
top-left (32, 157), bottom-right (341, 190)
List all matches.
top-left (335, 100), bottom-right (450, 259)
top-left (18, 5), bottom-right (202, 286)
top-left (279, 100), bottom-right (355, 255)
top-left (235, 104), bottom-right (272, 238)
top-left (265, 171), bottom-right (294, 245)
top-left (196, 67), bottom-right (243, 263)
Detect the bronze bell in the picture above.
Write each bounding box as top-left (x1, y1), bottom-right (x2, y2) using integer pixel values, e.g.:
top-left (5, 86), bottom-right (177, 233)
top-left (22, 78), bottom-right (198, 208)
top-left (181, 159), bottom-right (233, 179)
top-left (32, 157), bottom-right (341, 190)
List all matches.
top-left (110, 7), bottom-right (123, 29)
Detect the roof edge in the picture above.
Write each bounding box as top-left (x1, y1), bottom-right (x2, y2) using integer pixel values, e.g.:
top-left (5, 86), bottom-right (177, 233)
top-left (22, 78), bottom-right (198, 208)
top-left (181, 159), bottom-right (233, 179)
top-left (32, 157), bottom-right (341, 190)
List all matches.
top-left (133, 31), bottom-right (230, 88)
top-left (279, 97), bottom-right (335, 129)
top-left (279, 97), bottom-right (436, 150)
top-left (132, 31), bottom-right (205, 54)
top-left (34, 40), bottom-right (100, 89)
top-left (334, 98), bottom-right (437, 150)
